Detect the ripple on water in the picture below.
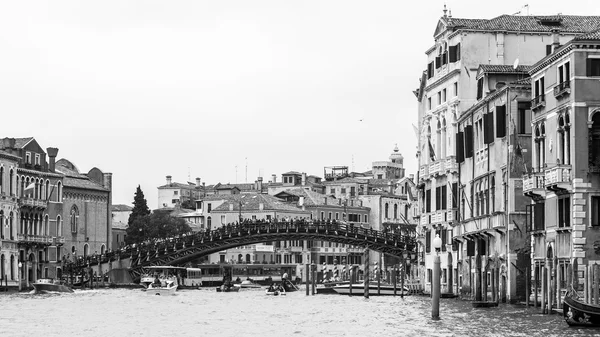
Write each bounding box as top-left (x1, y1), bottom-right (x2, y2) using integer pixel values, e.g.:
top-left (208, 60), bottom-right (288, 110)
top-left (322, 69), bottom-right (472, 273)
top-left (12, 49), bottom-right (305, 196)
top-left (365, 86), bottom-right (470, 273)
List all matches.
top-left (0, 288), bottom-right (598, 337)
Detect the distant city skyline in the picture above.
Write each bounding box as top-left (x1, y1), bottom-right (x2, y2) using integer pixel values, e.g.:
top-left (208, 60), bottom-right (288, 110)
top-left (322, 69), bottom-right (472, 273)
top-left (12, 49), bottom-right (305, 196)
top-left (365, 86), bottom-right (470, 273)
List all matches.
top-left (1, 0), bottom-right (598, 207)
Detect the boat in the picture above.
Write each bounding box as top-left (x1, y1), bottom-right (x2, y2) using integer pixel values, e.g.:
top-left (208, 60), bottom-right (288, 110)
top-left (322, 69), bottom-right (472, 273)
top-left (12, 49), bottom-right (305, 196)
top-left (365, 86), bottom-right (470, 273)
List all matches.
top-left (237, 280), bottom-right (262, 289)
top-left (144, 266), bottom-right (182, 295)
top-left (332, 281), bottom-right (409, 296)
top-left (563, 288), bottom-right (600, 327)
top-left (266, 284), bottom-right (286, 296)
top-left (32, 278), bottom-right (74, 293)
top-left (471, 301), bottom-right (499, 308)
top-left (280, 279), bottom-right (299, 292)
top-left (216, 283), bottom-right (240, 292)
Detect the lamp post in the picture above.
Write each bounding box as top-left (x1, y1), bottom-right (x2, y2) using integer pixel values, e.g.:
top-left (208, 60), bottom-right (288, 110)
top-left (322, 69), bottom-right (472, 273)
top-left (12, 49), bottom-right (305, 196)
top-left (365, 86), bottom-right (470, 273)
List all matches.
top-left (18, 261), bottom-right (22, 292)
top-left (432, 234), bottom-right (442, 320)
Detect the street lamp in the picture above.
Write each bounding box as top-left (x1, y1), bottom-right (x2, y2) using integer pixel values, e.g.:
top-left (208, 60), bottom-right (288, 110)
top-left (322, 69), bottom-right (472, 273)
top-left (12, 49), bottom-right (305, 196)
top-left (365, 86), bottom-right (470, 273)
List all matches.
top-left (432, 234), bottom-right (442, 320)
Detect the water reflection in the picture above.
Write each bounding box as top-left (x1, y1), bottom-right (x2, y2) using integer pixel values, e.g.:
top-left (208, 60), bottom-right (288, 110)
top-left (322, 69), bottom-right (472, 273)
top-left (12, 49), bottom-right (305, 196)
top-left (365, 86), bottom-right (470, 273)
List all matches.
top-left (0, 288), bottom-right (597, 337)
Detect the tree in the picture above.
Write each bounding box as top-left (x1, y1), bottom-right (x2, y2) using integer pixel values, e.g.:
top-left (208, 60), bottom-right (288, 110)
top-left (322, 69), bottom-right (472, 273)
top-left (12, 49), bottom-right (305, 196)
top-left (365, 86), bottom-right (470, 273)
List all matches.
top-left (125, 211), bottom-right (191, 245)
top-left (181, 199), bottom-right (195, 210)
top-left (128, 185), bottom-right (150, 227)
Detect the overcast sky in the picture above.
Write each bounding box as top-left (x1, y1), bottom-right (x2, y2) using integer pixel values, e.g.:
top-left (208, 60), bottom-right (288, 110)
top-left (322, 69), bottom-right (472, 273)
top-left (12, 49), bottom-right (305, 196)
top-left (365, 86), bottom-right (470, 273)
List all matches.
top-left (1, 0), bottom-right (598, 208)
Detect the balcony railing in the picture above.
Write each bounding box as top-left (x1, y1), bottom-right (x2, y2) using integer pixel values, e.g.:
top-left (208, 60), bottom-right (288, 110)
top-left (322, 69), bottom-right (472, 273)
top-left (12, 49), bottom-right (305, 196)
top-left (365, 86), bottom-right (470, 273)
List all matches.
top-left (429, 161), bottom-right (445, 176)
top-left (545, 165), bottom-right (572, 186)
top-left (445, 157), bottom-right (458, 172)
top-left (554, 80), bottom-right (571, 98)
top-left (419, 165), bottom-right (429, 180)
top-left (531, 94), bottom-right (546, 110)
top-left (18, 197), bottom-right (48, 209)
top-left (17, 234), bottom-right (64, 245)
top-left (523, 171), bottom-right (546, 193)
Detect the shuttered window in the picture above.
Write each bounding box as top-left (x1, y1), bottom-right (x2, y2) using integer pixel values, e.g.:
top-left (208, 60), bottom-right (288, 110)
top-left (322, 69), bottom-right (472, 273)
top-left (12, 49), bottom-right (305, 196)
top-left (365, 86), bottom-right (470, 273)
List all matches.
top-left (495, 105), bottom-right (506, 138)
top-left (483, 113), bottom-right (494, 144)
top-left (456, 131), bottom-right (464, 163)
top-left (464, 125), bottom-right (474, 158)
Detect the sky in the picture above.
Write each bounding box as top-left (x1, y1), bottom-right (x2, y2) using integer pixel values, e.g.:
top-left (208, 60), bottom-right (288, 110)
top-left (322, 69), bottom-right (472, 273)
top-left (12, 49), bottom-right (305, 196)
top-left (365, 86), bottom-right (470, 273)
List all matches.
top-left (1, 0), bottom-right (599, 208)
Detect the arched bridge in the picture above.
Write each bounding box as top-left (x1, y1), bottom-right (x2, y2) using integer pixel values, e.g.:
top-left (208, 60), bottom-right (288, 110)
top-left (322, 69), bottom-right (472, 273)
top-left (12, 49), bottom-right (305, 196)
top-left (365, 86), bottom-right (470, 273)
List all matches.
top-left (70, 221), bottom-right (417, 280)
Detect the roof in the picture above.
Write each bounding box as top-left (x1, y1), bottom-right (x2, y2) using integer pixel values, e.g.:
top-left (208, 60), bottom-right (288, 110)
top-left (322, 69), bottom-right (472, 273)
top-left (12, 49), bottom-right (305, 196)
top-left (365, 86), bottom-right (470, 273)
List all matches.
top-left (14, 137), bottom-right (34, 148)
top-left (62, 176), bottom-right (109, 192)
top-left (511, 77), bottom-right (532, 85)
top-left (212, 193), bottom-right (305, 213)
top-left (282, 171), bottom-right (302, 175)
top-left (215, 184), bottom-right (242, 191)
top-left (368, 178), bottom-right (399, 186)
top-left (0, 150), bottom-right (20, 161)
top-left (111, 204), bottom-right (133, 212)
top-left (112, 221), bottom-right (128, 230)
top-left (573, 27), bottom-right (600, 41)
top-left (158, 182), bottom-right (203, 190)
top-left (322, 177), bottom-right (367, 185)
top-left (478, 64), bottom-right (531, 74)
top-left (466, 15), bottom-right (600, 33)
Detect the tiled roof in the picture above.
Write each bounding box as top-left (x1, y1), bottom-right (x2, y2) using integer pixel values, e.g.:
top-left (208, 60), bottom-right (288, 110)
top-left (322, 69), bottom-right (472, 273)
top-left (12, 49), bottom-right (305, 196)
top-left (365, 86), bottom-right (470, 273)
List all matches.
top-left (467, 15), bottom-right (600, 33)
top-left (215, 184), bottom-right (241, 190)
top-left (446, 18), bottom-right (487, 29)
top-left (14, 137), bottom-right (34, 148)
top-left (368, 178), bottom-right (399, 186)
top-left (322, 177), bottom-right (366, 185)
top-left (573, 27), bottom-right (600, 41)
top-left (479, 64), bottom-right (531, 74)
top-left (111, 204), bottom-right (132, 212)
top-left (157, 182), bottom-right (203, 190)
top-left (63, 176), bottom-right (109, 192)
top-left (511, 77), bottom-right (532, 85)
top-left (282, 171), bottom-right (302, 175)
top-left (0, 150), bottom-right (20, 161)
top-left (212, 193), bottom-right (304, 213)
top-left (276, 188), bottom-right (338, 207)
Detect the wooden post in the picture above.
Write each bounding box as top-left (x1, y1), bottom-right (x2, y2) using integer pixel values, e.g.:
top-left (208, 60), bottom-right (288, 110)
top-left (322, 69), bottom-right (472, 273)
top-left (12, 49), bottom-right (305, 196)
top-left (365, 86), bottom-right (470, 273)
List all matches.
top-left (349, 267), bottom-right (353, 296)
top-left (377, 255), bottom-right (381, 296)
top-left (534, 263), bottom-right (539, 308)
top-left (311, 265), bottom-right (316, 295)
top-left (363, 248), bottom-right (369, 299)
top-left (548, 261), bottom-right (552, 312)
top-left (305, 264), bottom-right (309, 296)
top-left (525, 266), bottom-right (530, 307)
top-left (401, 263), bottom-right (406, 298)
top-left (393, 265), bottom-right (397, 297)
top-left (491, 268), bottom-right (496, 302)
top-left (556, 259), bottom-right (561, 307)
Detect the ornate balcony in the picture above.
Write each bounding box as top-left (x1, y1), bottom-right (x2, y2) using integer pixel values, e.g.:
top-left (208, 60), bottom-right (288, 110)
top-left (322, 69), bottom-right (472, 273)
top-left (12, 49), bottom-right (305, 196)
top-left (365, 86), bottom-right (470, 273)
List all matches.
top-left (18, 197), bottom-right (47, 209)
top-left (429, 160), bottom-right (445, 177)
top-left (531, 94), bottom-right (546, 111)
top-left (523, 171), bottom-right (546, 199)
top-left (545, 165), bottom-right (572, 191)
top-left (554, 80), bottom-right (571, 98)
top-left (17, 234), bottom-right (64, 245)
top-left (419, 165), bottom-right (429, 181)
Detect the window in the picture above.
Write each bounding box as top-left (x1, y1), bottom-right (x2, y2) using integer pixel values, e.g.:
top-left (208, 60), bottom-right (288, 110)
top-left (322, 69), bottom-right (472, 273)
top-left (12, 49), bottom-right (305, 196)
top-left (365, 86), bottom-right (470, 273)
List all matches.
top-left (70, 205), bottom-right (78, 233)
top-left (173, 191), bottom-right (178, 195)
top-left (425, 189), bottom-right (431, 213)
top-left (558, 62), bottom-right (570, 85)
top-left (393, 204), bottom-right (398, 219)
top-left (427, 61), bottom-right (434, 79)
top-left (330, 188), bottom-right (335, 195)
top-left (34, 154), bottom-right (40, 166)
top-left (453, 82), bottom-right (458, 97)
top-left (363, 215), bottom-right (368, 223)
top-left (517, 102), bottom-right (532, 134)
top-left (221, 215), bottom-right (226, 225)
top-left (207, 203), bottom-right (212, 213)
top-left (171, 199), bottom-right (178, 204)
top-left (335, 213), bottom-right (339, 220)
top-left (587, 58), bottom-right (600, 77)
top-left (341, 188), bottom-right (346, 194)
top-left (328, 212), bottom-right (332, 220)
top-left (558, 197), bottom-right (570, 228)
top-left (320, 212), bottom-right (324, 220)
top-left (384, 203), bottom-right (389, 218)
top-left (449, 43), bottom-right (460, 62)
top-left (377, 174), bottom-right (383, 179)
top-left (25, 152), bottom-right (31, 164)
top-left (476, 78), bottom-right (483, 100)
top-left (437, 92), bottom-right (441, 105)
top-left (592, 196), bottom-right (600, 226)
top-left (428, 97), bottom-right (432, 110)
top-left (442, 88), bottom-right (446, 103)
top-left (425, 231), bottom-right (431, 253)
top-left (350, 186), bottom-right (355, 197)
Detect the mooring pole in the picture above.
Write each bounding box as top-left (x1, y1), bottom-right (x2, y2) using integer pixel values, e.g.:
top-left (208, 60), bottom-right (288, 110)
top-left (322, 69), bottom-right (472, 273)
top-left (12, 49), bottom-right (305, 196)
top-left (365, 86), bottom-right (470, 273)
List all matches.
top-left (393, 265), bottom-right (397, 297)
top-left (311, 263), bottom-right (316, 295)
top-left (364, 248), bottom-right (370, 299)
top-left (305, 263), bottom-right (310, 296)
top-left (349, 266), bottom-right (353, 296)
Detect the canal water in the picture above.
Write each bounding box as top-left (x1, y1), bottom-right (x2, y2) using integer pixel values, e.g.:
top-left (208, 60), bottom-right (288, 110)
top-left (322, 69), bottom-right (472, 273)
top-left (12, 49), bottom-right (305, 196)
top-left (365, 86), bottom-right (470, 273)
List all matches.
top-left (0, 287), bottom-right (597, 337)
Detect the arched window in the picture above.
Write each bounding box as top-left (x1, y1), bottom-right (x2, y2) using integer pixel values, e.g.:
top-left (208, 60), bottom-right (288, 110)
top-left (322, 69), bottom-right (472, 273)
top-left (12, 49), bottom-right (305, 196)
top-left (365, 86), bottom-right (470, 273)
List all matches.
top-left (384, 203), bottom-right (389, 219)
top-left (83, 244), bottom-right (89, 258)
top-left (245, 254), bottom-right (251, 263)
top-left (70, 206), bottom-right (78, 233)
top-left (393, 204), bottom-right (398, 219)
top-left (10, 255), bottom-right (14, 280)
top-left (44, 215), bottom-right (49, 236)
top-left (491, 177), bottom-right (496, 212)
top-left (9, 169), bottom-right (14, 196)
top-left (57, 182), bottom-right (62, 202)
top-left (0, 166), bottom-right (4, 194)
top-left (45, 180), bottom-right (50, 201)
top-left (207, 217), bottom-right (212, 230)
top-left (9, 212), bottom-right (14, 240)
top-left (100, 245), bottom-right (106, 255)
top-left (238, 254), bottom-right (243, 263)
top-left (56, 215), bottom-right (62, 236)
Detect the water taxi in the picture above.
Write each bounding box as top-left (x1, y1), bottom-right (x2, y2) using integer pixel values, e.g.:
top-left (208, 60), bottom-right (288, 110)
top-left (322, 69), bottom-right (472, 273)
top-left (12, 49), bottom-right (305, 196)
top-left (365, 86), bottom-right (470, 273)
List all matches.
top-left (145, 266), bottom-right (182, 295)
top-left (32, 278), bottom-right (74, 294)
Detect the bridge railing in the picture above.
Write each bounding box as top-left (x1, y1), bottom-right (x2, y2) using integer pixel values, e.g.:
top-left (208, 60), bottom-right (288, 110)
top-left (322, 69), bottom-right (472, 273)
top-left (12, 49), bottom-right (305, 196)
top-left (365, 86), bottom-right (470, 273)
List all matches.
top-left (67, 220), bottom-right (416, 270)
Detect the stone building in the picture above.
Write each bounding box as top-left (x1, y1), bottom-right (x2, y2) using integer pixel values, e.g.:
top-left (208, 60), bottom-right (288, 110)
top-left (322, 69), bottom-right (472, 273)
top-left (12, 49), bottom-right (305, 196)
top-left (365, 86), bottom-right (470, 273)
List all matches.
top-left (0, 150), bottom-right (20, 286)
top-left (524, 28), bottom-right (600, 309)
top-left (414, 10), bottom-right (600, 302)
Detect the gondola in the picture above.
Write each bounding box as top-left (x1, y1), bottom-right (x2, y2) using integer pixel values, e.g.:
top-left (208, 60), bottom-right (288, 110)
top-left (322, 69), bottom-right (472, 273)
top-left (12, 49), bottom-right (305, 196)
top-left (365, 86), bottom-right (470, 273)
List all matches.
top-left (563, 288), bottom-right (600, 327)
top-left (471, 301), bottom-right (499, 308)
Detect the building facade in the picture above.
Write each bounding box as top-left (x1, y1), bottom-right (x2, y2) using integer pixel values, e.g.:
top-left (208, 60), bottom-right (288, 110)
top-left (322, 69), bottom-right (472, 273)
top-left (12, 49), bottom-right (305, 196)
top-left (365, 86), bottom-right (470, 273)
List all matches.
top-left (0, 150), bottom-right (20, 286)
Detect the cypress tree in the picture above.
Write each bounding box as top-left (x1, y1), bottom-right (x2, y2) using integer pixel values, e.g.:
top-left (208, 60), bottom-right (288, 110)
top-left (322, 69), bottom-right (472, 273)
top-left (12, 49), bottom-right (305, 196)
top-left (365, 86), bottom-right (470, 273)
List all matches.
top-left (128, 185), bottom-right (150, 226)
top-left (125, 185), bottom-right (151, 244)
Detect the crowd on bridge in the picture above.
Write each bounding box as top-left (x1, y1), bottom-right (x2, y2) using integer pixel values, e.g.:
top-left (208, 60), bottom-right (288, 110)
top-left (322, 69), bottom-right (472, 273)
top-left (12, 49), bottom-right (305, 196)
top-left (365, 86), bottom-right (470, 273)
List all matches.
top-left (64, 217), bottom-right (415, 271)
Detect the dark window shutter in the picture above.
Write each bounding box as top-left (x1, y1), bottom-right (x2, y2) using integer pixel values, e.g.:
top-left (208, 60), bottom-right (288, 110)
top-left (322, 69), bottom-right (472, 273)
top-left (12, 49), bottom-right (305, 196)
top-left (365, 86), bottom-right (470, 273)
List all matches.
top-left (426, 231), bottom-right (431, 253)
top-left (456, 131), bottom-right (464, 163)
top-left (449, 46), bottom-right (457, 62)
top-left (428, 62), bottom-right (434, 79)
top-left (452, 183), bottom-right (458, 208)
top-left (456, 43), bottom-right (461, 60)
top-left (435, 187), bottom-right (440, 211)
top-left (426, 189), bottom-right (431, 212)
top-left (495, 105), bottom-right (506, 138)
top-left (441, 229), bottom-right (447, 251)
top-left (476, 78), bottom-right (483, 100)
top-left (546, 45), bottom-right (552, 56)
top-left (484, 113), bottom-right (494, 144)
top-left (435, 56), bottom-right (441, 69)
top-left (441, 185), bottom-right (447, 210)
top-left (442, 52), bottom-right (447, 65)
top-left (558, 198), bottom-right (564, 227)
top-left (565, 197), bottom-right (570, 227)
top-left (467, 240), bottom-right (475, 256)
top-left (464, 125), bottom-right (474, 158)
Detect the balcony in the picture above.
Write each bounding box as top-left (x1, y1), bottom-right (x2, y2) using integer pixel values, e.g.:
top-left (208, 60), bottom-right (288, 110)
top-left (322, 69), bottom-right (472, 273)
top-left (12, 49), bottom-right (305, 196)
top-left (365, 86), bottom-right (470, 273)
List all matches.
top-left (419, 165), bottom-right (429, 181)
top-left (17, 234), bottom-right (64, 245)
top-left (545, 165), bottom-right (572, 191)
top-left (554, 80), bottom-right (571, 98)
top-left (445, 157), bottom-right (458, 173)
top-left (18, 197), bottom-right (48, 209)
top-left (429, 160), bottom-right (445, 177)
top-left (531, 94), bottom-right (546, 111)
top-left (523, 171), bottom-right (546, 199)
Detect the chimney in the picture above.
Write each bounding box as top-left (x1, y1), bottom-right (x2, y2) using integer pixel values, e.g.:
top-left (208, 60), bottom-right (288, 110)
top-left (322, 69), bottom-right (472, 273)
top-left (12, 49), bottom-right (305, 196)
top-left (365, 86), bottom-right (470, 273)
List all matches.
top-left (302, 172), bottom-right (307, 186)
top-left (196, 177), bottom-right (201, 187)
top-left (46, 147), bottom-right (58, 172)
top-left (409, 174), bottom-right (414, 181)
top-left (166, 175), bottom-right (172, 185)
top-left (203, 182), bottom-right (206, 196)
top-left (388, 181), bottom-right (393, 194)
top-left (257, 177), bottom-right (263, 193)
top-left (272, 174), bottom-right (277, 183)
top-left (552, 29), bottom-right (560, 52)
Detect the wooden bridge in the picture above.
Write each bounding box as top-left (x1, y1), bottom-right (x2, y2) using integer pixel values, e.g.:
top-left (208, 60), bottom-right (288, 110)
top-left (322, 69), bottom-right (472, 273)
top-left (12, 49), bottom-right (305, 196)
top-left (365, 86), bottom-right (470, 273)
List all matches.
top-left (68, 221), bottom-right (417, 280)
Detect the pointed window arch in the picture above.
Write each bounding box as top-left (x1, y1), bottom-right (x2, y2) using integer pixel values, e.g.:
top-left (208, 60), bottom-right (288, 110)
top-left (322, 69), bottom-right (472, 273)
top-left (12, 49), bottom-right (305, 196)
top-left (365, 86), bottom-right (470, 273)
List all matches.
top-left (70, 205), bottom-right (78, 233)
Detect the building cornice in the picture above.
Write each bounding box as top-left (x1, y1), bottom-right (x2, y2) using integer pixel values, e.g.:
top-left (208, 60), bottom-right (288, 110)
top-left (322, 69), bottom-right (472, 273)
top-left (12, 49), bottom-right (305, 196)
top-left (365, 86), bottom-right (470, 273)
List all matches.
top-left (425, 69), bottom-right (461, 92)
top-left (16, 168), bottom-right (63, 178)
top-left (529, 44), bottom-right (574, 75)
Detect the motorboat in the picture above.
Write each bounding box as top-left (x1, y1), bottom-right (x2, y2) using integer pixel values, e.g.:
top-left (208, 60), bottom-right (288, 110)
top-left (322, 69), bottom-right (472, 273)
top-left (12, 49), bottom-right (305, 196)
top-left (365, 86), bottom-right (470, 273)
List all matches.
top-left (563, 288), bottom-right (600, 327)
top-left (32, 278), bottom-right (74, 294)
top-left (237, 280), bottom-right (262, 289)
top-left (216, 283), bottom-right (240, 292)
top-left (140, 266), bottom-right (186, 289)
top-left (332, 281), bottom-right (409, 296)
top-left (144, 266), bottom-right (182, 295)
top-left (266, 284), bottom-right (286, 296)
